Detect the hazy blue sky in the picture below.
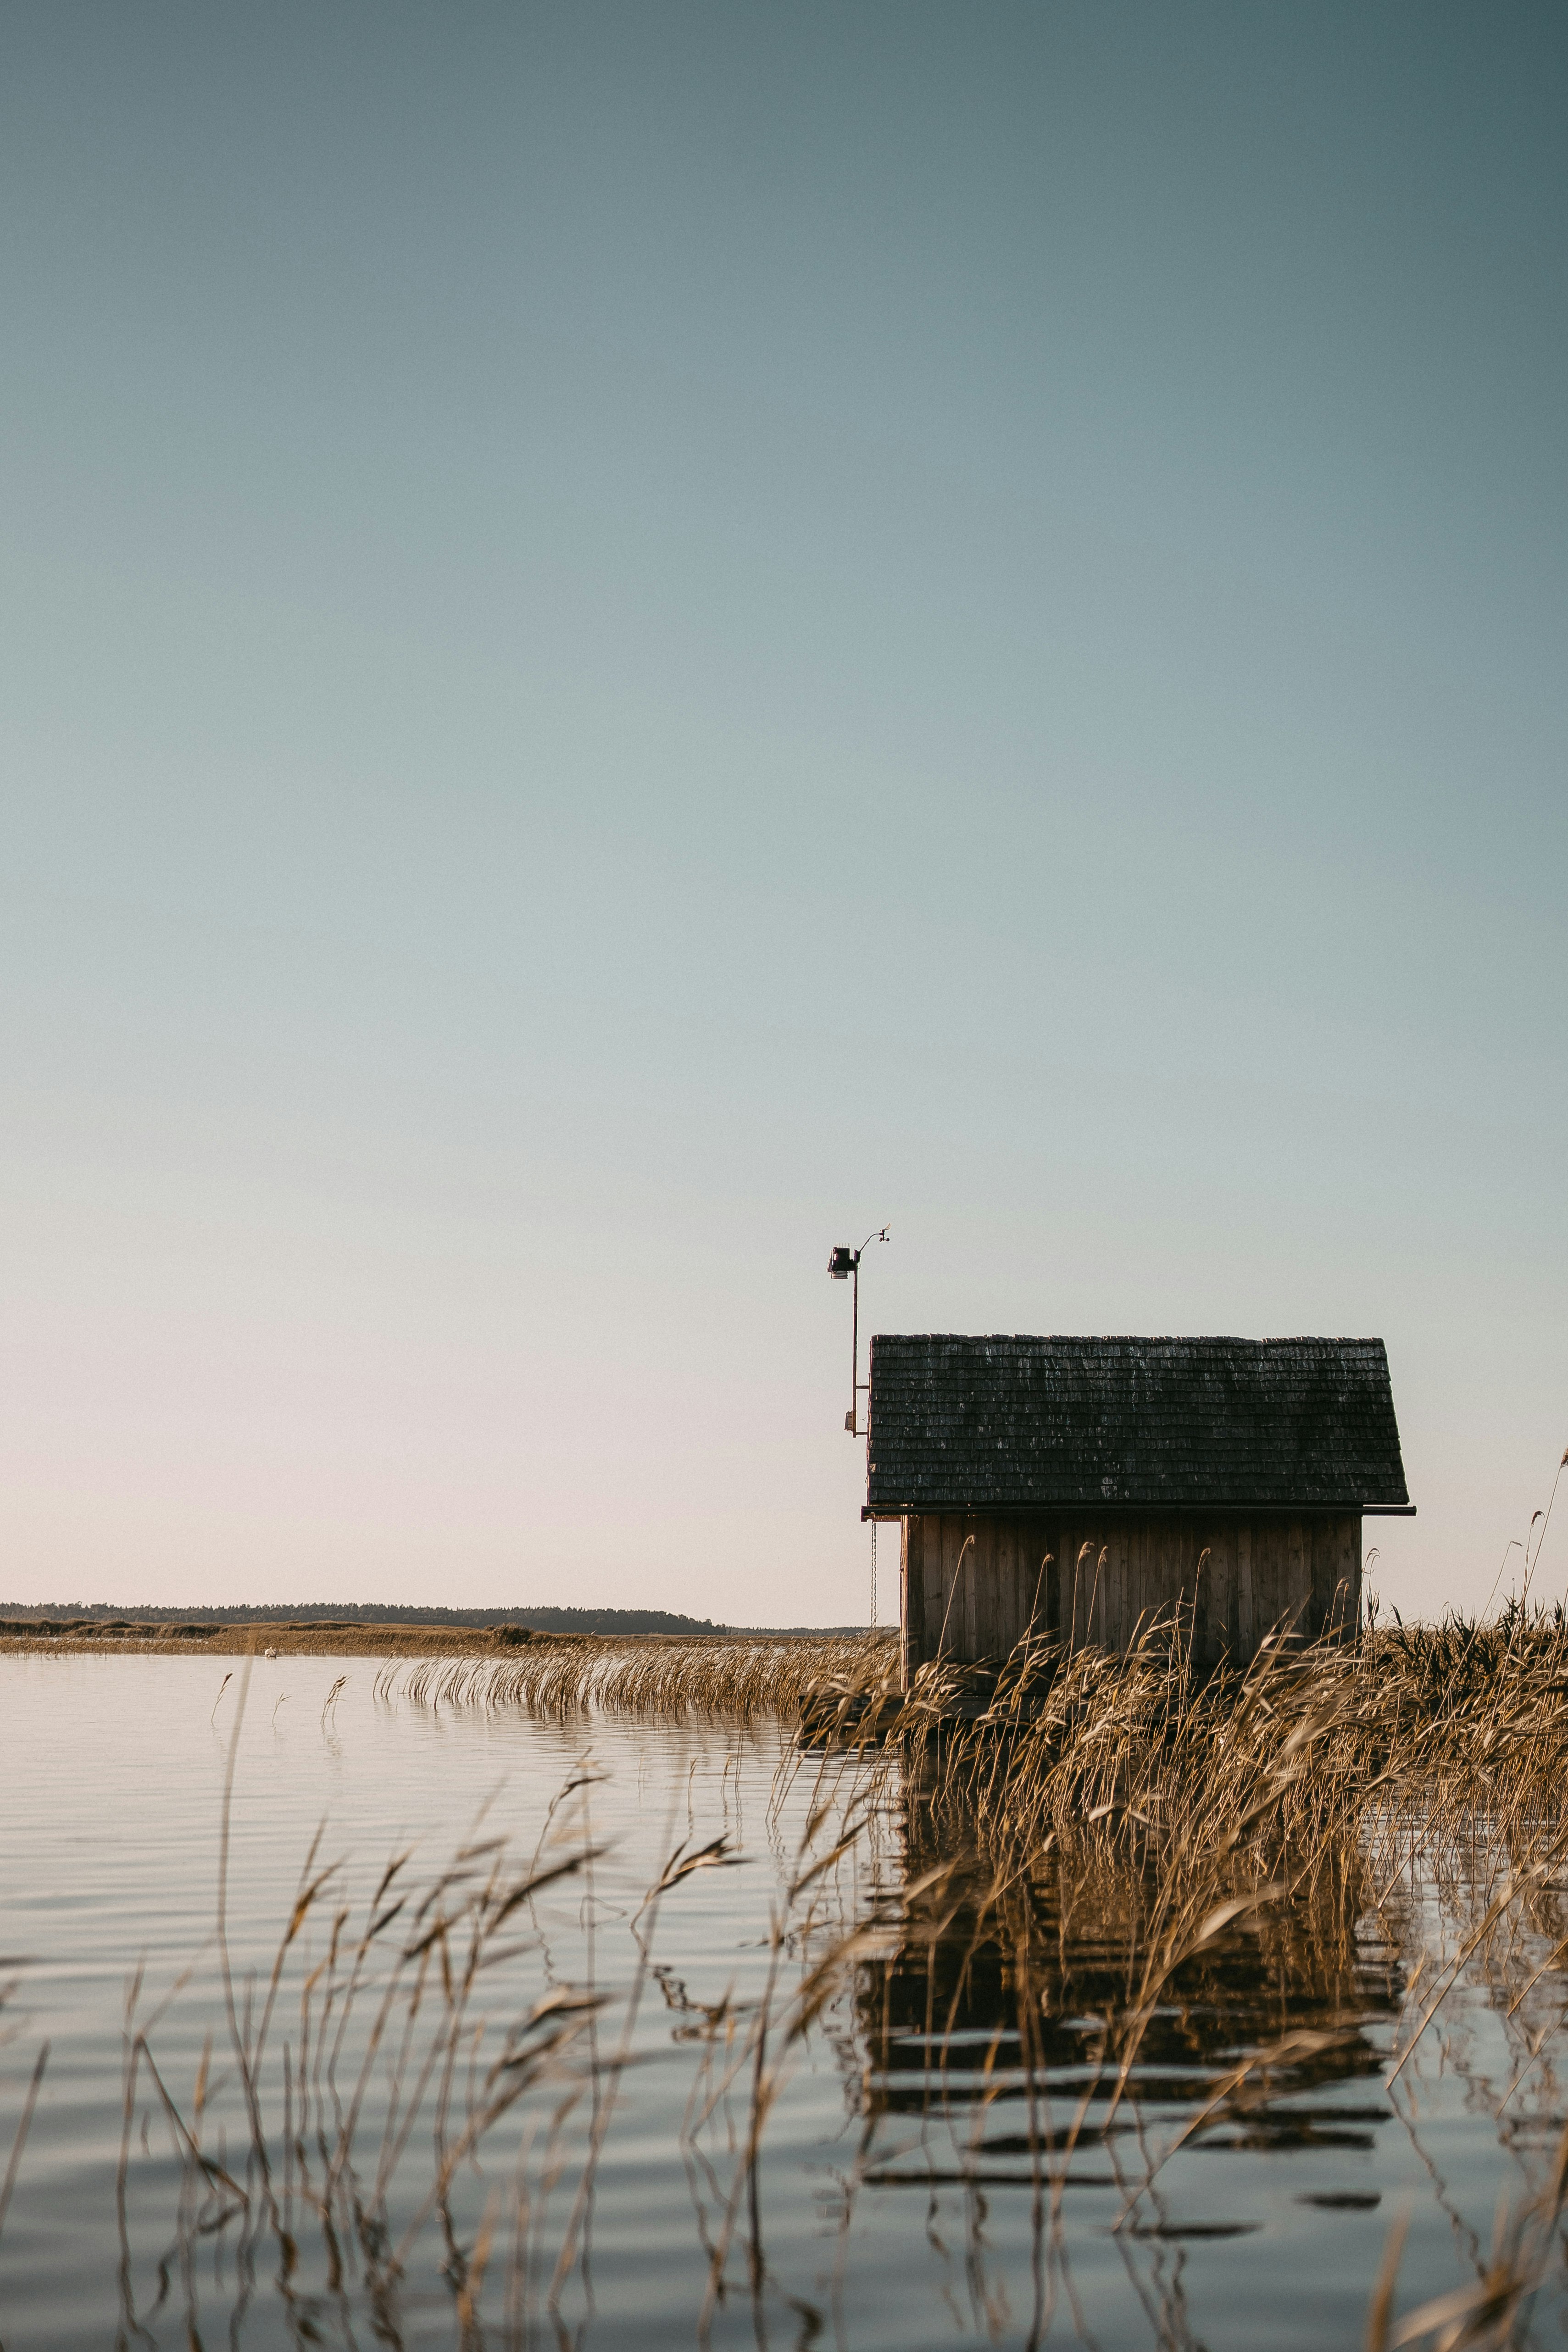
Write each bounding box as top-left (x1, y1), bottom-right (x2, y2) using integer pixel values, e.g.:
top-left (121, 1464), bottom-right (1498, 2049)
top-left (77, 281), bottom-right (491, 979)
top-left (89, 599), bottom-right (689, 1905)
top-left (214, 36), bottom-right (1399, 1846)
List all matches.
top-left (1, 3), bottom-right (1563, 1623)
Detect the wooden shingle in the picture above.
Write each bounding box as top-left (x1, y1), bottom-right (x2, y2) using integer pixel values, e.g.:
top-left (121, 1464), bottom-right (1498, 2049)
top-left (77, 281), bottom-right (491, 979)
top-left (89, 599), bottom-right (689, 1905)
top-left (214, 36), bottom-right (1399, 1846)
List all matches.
top-left (865, 1336), bottom-right (1409, 1514)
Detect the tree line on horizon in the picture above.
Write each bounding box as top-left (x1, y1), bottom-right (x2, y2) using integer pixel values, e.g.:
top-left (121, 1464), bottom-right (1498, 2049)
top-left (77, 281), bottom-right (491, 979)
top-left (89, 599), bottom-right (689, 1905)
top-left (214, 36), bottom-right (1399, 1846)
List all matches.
top-left (0, 1600), bottom-right (871, 1636)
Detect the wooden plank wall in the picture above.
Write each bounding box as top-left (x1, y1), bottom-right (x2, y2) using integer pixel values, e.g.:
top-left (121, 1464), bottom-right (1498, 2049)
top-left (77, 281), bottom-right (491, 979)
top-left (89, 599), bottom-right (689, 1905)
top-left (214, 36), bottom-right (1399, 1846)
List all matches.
top-left (901, 1512), bottom-right (1360, 1676)
top-left (901, 1516), bottom-right (1057, 1686)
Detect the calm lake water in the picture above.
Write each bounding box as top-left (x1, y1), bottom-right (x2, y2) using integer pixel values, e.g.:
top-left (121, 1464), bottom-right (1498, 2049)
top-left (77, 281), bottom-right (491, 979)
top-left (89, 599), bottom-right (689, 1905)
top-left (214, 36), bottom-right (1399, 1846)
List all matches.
top-left (0, 1653), bottom-right (1562, 2349)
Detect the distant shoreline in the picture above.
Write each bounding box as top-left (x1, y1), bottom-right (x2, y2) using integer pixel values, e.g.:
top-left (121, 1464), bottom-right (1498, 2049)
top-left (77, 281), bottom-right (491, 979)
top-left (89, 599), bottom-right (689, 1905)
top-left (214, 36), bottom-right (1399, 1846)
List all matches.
top-left (0, 1599), bottom-right (728, 1637)
top-left (0, 1615), bottom-right (887, 1658)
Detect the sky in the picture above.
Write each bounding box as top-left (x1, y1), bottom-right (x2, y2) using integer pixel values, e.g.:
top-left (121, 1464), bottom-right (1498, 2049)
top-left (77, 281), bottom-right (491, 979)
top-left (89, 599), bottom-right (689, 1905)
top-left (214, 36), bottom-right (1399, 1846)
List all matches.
top-left (0, 2), bottom-right (1563, 1625)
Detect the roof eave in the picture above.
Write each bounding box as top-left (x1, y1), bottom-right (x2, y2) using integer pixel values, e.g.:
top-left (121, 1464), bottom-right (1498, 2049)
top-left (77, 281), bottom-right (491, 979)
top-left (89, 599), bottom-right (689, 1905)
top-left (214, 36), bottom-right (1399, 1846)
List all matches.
top-left (862, 1498), bottom-right (1415, 1521)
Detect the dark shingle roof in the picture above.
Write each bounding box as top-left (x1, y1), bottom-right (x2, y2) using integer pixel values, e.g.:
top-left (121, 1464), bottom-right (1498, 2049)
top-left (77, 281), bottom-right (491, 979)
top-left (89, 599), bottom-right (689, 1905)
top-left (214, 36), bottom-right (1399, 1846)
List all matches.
top-left (865, 1336), bottom-right (1409, 1513)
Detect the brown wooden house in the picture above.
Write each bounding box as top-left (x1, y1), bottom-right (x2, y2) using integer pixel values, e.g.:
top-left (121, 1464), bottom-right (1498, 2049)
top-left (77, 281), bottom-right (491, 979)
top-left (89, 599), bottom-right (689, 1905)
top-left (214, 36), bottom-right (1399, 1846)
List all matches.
top-left (864, 1336), bottom-right (1412, 1677)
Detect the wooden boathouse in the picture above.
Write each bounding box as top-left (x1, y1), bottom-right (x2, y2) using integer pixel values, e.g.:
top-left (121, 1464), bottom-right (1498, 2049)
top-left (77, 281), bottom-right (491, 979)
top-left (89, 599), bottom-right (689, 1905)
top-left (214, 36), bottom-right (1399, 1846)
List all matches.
top-left (863, 1336), bottom-right (1412, 1678)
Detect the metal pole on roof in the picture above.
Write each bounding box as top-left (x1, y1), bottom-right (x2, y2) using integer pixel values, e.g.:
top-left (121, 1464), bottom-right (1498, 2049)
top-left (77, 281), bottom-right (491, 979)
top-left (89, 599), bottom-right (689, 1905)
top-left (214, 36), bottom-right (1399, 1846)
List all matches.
top-left (828, 1226), bottom-right (889, 1437)
top-left (851, 1256), bottom-right (858, 1435)
top-left (853, 1225), bottom-right (889, 1435)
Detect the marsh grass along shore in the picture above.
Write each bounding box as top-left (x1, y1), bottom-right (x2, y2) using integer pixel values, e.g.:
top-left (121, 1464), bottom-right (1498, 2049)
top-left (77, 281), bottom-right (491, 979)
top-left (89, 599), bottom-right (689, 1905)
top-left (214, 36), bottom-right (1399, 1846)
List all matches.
top-left (0, 1615), bottom-right (534, 1658)
top-left (0, 1616), bottom-right (888, 1663)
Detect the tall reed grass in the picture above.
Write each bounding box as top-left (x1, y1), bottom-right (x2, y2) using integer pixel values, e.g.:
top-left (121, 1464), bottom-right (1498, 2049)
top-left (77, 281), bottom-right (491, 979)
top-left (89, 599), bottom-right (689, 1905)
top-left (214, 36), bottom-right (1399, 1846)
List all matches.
top-left (383, 1629), bottom-right (895, 1721)
top-left (75, 1664), bottom-right (878, 2347)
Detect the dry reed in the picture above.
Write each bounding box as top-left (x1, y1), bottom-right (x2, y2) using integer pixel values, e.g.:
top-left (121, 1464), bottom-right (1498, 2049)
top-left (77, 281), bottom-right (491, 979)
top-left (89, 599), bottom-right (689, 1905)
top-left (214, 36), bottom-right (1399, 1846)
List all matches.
top-left (90, 1693), bottom-right (883, 2349)
top-left (384, 1629), bottom-right (894, 1722)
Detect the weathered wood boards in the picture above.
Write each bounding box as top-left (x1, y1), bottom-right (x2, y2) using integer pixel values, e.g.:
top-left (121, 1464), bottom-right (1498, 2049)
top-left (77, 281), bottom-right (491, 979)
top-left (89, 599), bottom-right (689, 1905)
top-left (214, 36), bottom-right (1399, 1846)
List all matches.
top-left (899, 1511), bottom-right (1360, 1680)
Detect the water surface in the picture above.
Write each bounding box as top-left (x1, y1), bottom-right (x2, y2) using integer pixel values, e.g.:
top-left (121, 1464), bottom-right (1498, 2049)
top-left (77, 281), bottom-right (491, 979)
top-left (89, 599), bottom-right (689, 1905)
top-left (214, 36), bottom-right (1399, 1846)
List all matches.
top-left (0, 1654), bottom-right (1562, 2347)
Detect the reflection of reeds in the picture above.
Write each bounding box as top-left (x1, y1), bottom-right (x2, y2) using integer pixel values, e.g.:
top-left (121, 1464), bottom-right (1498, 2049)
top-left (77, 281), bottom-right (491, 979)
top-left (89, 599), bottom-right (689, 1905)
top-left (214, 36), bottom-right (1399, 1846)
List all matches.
top-left (1366, 2125), bottom-right (1568, 2350)
top-left (0, 2040), bottom-right (47, 2252)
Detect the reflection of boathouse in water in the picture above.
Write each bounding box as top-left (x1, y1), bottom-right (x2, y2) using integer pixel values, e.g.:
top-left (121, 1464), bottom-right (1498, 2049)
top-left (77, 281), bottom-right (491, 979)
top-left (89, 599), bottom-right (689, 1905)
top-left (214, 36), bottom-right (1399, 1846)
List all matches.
top-left (855, 1798), bottom-right (1404, 2169)
top-left (863, 1336), bottom-right (1412, 1678)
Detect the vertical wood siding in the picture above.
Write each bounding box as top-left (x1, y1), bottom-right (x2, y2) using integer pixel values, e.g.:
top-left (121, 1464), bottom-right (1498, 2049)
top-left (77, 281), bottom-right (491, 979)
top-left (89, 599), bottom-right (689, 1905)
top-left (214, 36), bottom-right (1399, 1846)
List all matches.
top-left (900, 1512), bottom-right (1360, 1672)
